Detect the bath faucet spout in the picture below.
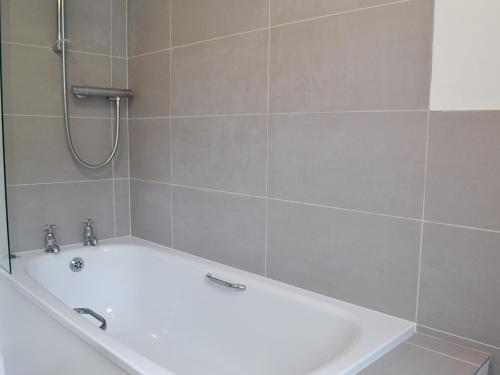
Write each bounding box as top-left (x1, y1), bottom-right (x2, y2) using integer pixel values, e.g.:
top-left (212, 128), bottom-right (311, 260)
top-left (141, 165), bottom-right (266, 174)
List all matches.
top-left (82, 218), bottom-right (98, 246)
top-left (44, 224), bottom-right (60, 254)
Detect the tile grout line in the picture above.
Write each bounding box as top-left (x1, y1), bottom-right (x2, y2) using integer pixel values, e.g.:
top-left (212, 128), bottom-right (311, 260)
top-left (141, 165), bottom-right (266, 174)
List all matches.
top-left (414, 110), bottom-right (430, 323)
top-left (418, 324), bottom-right (500, 351)
top-left (125, 0), bottom-right (132, 238)
top-left (169, 0), bottom-right (174, 249)
top-left (8, 179), bottom-right (116, 187)
top-left (264, 0), bottom-right (271, 277)
top-left (122, 0), bottom-right (412, 58)
top-left (403, 342), bottom-right (483, 368)
top-left (416, 332), bottom-right (494, 357)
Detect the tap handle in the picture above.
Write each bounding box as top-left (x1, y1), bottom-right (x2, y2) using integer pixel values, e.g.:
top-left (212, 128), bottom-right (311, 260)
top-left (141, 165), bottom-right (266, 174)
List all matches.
top-left (82, 218), bottom-right (95, 226)
top-left (44, 224), bottom-right (56, 233)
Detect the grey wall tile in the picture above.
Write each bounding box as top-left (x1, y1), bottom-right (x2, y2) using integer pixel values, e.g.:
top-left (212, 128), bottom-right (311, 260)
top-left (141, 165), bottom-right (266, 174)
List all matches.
top-left (112, 0), bottom-right (127, 57)
top-left (127, 0), bottom-right (170, 57)
top-left (112, 118), bottom-right (129, 179)
top-left (172, 115), bottom-right (267, 195)
top-left (130, 179), bottom-right (171, 246)
top-left (0, 0), bottom-right (56, 46)
top-left (360, 343), bottom-right (479, 375)
top-left (2, 44), bottom-right (62, 116)
top-left (4, 116), bottom-right (113, 184)
top-left (114, 179), bottom-right (130, 237)
top-left (268, 112), bottom-right (427, 218)
top-left (67, 52), bottom-right (112, 118)
top-left (418, 223), bottom-right (500, 348)
top-left (172, 186), bottom-right (266, 274)
top-left (66, 0), bottom-right (111, 55)
top-left (171, 0), bottom-right (269, 46)
top-left (271, 0), bottom-right (403, 26)
top-left (269, 0), bottom-right (433, 112)
top-left (267, 199), bottom-right (421, 319)
top-left (425, 111), bottom-right (500, 230)
top-left (130, 119), bottom-right (170, 182)
top-left (128, 51), bottom-right (170, 118)
top-left (172, 31), bottom-right (268, 116)
top-left (417, 326), bottom-right (499, 375)
top-left (8, 181), bottom-right (115, 252)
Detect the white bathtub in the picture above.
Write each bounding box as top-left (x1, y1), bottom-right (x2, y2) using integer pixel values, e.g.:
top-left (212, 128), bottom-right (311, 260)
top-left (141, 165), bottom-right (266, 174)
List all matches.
top-left (11, 237), bottom-right (414, 375)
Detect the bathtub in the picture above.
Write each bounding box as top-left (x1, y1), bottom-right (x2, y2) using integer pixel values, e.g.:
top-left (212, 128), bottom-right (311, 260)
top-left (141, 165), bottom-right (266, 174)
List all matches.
top-left (11, 237), bottom-right (414, 375)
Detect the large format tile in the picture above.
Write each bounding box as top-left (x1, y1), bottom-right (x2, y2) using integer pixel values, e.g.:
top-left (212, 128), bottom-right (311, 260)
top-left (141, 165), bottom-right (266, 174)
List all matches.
top-left (114, 179), bottom-right (130, 237)
top-left (130, 179), bottom-right (171, 247)
top-left (360, 342), bottom-right (479, 375)
top-left (128, 0), bottom-right (170, 57)
top-left (0, 0), bottom-right (56, 46)
top-left (267, 199), bottom-right (421, 319)
top-left (4, 116), bottom-right (113, 184)
top-left (67, 51), bottom-right (112, 118)
top-left (172, 115), bottom-right (267, 195)
top-left (128, 51), bottom-right (170, 118)
top-left (418, 223), bottom-right (500, 348)
top-left (269, 0), bottom-right (433, 112)
top-left (2, 44), bottom-right (61, 116)
top-left (130, 119), bottom-right (171, 183)
top-left (172, 31), bottom-right (268, 116)
top-left (425, 111), bottom-right (500, 230)
top-left (171, 0), bottom-right (268, 46)
top-left (172, 186), bottom-right (266, 274)
top-left (268, 112), bottom-right (427, 218)
top-left (271, 0), bottom-right (403, 25)
top-left (66, 0), bottom-right (111, 55)
top-left (112, 0), bottom-right (127, 57)
top-left (8, 181), bottom-right (115, 252)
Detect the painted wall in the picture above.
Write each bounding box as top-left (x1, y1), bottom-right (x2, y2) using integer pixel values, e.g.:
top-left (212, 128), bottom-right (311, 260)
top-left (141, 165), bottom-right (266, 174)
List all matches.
top-left (0, 271), bottom-right (127, 375)
top-left (431, 0), bottom-right (500, 110)
top-left (0, 0), bottom-right (130, 252)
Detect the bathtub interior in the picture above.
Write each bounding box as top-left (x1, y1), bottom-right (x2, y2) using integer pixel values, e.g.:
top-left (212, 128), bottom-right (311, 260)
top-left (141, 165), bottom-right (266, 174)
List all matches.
top-left (25, 244), bottom-right (362, 375)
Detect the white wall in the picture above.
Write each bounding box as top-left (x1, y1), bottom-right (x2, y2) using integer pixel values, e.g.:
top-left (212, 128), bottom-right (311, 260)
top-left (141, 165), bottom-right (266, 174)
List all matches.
top-left (430, 0), bottom-right (500, 110)
top-left (0, 271), bottom-right (128, 375)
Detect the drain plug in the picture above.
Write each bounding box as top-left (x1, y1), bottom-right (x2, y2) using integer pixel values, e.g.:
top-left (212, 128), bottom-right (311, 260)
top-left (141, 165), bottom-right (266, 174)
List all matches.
top-left (70, 257), bottom-right (85, 272)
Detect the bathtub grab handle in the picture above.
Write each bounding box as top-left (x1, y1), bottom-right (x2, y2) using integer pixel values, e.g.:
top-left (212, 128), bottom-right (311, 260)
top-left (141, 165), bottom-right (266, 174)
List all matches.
top-left (74, 307), bottom-right (107, 330)
top-left (206, 274), bottom-right (247, 291)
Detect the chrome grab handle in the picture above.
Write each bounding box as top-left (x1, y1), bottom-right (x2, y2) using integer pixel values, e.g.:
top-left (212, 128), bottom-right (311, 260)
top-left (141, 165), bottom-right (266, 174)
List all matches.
top-left (74, 307), bottom-right (107, 330)
top-left (206, 273), bottom-right (246, 291)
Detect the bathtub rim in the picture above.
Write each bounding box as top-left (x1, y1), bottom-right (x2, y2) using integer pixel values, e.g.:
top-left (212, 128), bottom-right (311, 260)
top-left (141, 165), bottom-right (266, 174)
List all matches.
top-left (9, 236), bottom-right (415, 375)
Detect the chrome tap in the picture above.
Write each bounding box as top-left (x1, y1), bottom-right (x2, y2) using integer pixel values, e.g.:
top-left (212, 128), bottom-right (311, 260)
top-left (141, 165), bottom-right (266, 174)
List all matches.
top-left (82, 218), bottom-right (98, 246)
top-left (44, 224), bottom-right (60, 254)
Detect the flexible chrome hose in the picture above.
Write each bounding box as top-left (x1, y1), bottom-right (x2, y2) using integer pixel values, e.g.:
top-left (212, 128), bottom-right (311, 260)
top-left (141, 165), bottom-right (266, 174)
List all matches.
top-left (59, 0), bottom-right (121, 169)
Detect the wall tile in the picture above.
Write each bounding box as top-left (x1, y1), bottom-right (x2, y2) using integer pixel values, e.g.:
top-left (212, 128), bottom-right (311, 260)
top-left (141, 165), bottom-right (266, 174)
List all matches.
top-left (360, 342), bottom-right (479, 375)
top-left (172, 115), bottom-right (267, 195)
top-left (66, 0), bottom-right (111, 55)
top-left (67, 51), bottom-right (112, 118)
top-left (418, 223), bottom-right (500, 348)
top-left (112, 118), bottom-right (129, 179)
top-left (114, 179), bottom-right (130, 237)
top-left (127, 0), bottom-right (170, 57)
top-left (8, 181), bottom-right (115, 252)
top-left (172, 31), bottom-right (268, 116)
top-left (2, 44), bottom-right (62, 116)
top-left (271, 0), bottom-right (403, 26)
top-left (128, 51), bottom-right (170, 118)
top-left (268, 112), bottom-right (427, 218)
top-left (112, 0), bottom-right (127, 57)
top-left (417, 326), bottom-right (499, 375)
top-left (267, 199), bottom-right (421, 319)
top-left (172, 186), bottom-right (266, 274)
top-left (425, 111), bottom-right (500, 230)
top-left (130, 179), bottom-right (171, 246)
top-left (4, 116), bottom-right (113, 184)
top-left (130, 119), bottom-right (170, 182)
top-left (171, 0), bottom-right (268, 46)
top-left (269, 0), bottom-right (433, 112)
top-left (0, 0), bottom-right (56, 46)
